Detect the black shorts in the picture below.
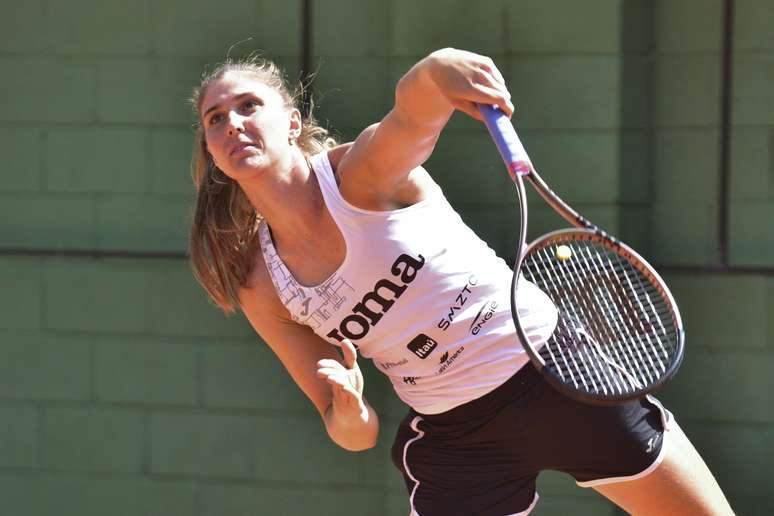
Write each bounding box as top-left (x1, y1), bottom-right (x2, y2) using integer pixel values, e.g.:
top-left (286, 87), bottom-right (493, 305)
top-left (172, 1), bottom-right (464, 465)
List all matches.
top-left (391, 363), bottom-right (673, 516)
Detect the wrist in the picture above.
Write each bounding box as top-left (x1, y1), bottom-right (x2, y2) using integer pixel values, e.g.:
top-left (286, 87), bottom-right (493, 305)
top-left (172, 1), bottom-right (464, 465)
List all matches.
top-left (395, 56), bottom-right (454, 126)
top-left (328, 399), bottom-right (369, 427)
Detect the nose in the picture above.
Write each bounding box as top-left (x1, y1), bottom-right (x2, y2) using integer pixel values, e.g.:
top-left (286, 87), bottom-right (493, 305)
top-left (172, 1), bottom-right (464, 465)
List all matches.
top-left (226, 111), bottom-right (245, 136)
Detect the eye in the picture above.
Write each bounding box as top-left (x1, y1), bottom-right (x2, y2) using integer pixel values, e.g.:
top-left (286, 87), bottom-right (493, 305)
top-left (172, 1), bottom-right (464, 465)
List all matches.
top-left (241, 98), bottom-right (262, 111)
top-left (207, 112), bottom-right (224, 126)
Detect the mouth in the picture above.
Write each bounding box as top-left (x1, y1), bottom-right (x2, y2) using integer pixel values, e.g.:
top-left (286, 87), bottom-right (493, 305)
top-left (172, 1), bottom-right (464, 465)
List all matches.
top-left (230, 142), bottom-right (258, 156)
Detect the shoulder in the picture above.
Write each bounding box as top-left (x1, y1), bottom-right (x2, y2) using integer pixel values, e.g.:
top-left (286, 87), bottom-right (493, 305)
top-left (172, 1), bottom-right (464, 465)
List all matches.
top-left (327, 143), bottom-right (352, 171)
top-left (330, 139), bottom-right (440, 210)
top-left (323, 142), bottom-right (353, 185)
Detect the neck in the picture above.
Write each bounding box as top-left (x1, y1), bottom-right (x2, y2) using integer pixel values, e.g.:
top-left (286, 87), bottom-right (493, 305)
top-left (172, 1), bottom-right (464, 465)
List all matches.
top-left (238, 148), bottom-right (323, 245)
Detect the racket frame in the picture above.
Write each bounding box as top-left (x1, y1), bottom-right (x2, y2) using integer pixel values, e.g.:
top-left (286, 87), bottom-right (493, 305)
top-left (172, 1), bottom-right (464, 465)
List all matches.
top-left (479, 103), bottom-right (685, 405)
top-left (511, 227), bottom-right (685, 405)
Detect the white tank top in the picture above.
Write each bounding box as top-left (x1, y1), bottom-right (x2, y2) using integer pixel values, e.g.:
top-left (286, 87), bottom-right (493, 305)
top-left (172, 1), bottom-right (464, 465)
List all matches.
top-left (258, 151), bottom-right (558, 414)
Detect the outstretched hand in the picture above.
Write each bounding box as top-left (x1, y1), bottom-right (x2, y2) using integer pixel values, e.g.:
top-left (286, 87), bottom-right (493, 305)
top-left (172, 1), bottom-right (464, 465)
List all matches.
top-left (316, 339), bottom-right (366, 418)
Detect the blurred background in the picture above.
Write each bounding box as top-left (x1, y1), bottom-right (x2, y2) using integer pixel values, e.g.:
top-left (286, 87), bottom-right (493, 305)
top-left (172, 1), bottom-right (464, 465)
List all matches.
top-left (0, 0), bottom-right (772, 514)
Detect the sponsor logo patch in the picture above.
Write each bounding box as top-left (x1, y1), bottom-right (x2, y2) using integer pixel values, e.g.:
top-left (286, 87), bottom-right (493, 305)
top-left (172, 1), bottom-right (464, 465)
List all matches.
top-left (437, 275), bottom-right (478, 331)
top-left (437, 346), bottom-right (464, 375)
top-left (379, 358), bottom-right (409, 370)
top-left (469, 300), bottom-right (498, 335)
top-left (407, 333), bottom-right (438, 359)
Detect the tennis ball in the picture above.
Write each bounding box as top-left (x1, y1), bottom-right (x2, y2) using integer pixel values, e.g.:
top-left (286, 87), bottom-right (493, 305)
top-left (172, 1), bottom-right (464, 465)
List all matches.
top-left (556, 245), bottom-right (572, 261)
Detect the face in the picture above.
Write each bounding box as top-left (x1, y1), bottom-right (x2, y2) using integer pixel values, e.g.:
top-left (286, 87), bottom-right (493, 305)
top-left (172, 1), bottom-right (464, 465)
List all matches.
top-left (200, 71), bottom-right (301, 181)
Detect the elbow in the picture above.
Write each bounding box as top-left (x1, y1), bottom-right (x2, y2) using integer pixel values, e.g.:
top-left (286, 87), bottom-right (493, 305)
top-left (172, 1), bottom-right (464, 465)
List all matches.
top-left (329, 421), bottom-right (379, 451)
top-left (336, 437), bottom-right (378, 453)
top-left (321, 403), bottom-right (380, 452)
top-left (324, 415), bottom-right (380, 452)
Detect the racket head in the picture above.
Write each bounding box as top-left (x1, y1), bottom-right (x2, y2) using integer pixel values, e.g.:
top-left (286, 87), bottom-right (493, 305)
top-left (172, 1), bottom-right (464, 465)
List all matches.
top-left (511, 228), bottom-right (685, 405)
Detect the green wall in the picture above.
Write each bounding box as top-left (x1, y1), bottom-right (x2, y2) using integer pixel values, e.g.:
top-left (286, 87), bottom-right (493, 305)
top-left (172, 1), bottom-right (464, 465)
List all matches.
top-left (0, 1), bottom-right (771, 515)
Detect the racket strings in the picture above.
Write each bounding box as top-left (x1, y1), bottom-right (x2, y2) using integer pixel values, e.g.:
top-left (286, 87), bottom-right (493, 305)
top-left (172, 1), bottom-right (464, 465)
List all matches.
top-left (578, 248), bottom-right (657, 380)
top-left (535, 251), bottom-right (612, 394)
top-left (531, 246), bottom-right (633, 394)
top-left (597, 249), bottom-right (668, 375)
top-left (563, 248), bottom-right (644, 392)
top-left (536, 248), bottom-right (625, 395)
top-left (584, 247), bottom-right (666, 386)
top-left (522, 239), bottom-right (679, 398)
top-left (553, 248), bottom-right (642, 395)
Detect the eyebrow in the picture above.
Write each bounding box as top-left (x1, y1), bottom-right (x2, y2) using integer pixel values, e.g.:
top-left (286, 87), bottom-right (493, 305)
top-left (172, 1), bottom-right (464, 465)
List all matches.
top-left (202, 92), bottom-right (253, 119)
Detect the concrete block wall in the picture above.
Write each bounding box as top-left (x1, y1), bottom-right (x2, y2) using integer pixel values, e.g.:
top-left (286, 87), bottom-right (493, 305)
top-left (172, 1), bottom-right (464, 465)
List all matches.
top-left (658, 273), bottom-right (774, 515)
top-left (647, 2), bottom-right (774, 515)
top-left (1, 0), bottom-right (772, 515)
top-left (649, 0), bottom-right (724, 265)
top-left (729, 0), bottom-right (774, 265)
top-left (0, 1), bottom-right (387, 514)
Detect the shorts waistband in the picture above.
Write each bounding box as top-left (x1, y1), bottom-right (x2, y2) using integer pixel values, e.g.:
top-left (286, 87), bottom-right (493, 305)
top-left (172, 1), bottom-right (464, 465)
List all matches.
top-left (414, 362), bottom-right (542, 425)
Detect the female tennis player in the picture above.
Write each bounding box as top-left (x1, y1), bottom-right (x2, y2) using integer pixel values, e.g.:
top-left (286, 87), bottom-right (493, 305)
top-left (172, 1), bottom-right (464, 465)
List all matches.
top-left (188, 48), bottom-right (732, 515)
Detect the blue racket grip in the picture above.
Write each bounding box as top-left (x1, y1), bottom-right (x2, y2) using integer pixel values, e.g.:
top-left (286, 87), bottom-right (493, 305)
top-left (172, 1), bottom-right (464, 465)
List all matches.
top-left (477, 103), bottom-right (533, 180)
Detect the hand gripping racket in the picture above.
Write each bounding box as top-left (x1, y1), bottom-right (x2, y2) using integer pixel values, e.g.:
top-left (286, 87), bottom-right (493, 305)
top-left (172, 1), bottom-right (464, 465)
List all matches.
top-left (478, 104), bottom-right (685, 405)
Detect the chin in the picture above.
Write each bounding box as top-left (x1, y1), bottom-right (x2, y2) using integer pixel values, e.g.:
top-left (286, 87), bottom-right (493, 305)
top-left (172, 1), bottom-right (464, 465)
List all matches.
top-left (228, 156), bottom-right (271, 180)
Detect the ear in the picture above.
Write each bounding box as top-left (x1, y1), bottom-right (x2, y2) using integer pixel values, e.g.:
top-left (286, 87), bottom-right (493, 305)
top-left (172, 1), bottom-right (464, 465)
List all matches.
top-left (288, 108), bottom-right (302, 140)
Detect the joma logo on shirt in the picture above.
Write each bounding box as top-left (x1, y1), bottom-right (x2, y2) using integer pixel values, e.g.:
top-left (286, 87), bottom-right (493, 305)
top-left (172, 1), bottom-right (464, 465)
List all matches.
top-left (326, 253), bottom-right (425, 343)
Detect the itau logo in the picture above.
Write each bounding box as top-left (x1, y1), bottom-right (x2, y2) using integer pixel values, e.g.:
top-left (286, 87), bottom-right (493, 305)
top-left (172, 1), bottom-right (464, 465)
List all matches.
top-left (407, 334), bottom-right (438, 359)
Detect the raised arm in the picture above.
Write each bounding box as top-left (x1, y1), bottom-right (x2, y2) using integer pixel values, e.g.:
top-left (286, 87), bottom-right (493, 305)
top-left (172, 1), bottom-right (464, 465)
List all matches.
top-left (338, 48), bottom-right (514, 206)
top-left (238, 274), bottom-right (379, 452)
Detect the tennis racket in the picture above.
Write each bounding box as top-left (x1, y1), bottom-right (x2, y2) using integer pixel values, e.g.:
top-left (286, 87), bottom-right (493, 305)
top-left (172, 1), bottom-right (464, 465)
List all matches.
top-left (478, 103), bottom-right (685, 406)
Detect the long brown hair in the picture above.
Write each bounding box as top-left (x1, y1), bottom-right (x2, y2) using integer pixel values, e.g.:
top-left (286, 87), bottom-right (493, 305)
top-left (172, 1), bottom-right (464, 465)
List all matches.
top-left (189, 56), bottom-right (337, 313)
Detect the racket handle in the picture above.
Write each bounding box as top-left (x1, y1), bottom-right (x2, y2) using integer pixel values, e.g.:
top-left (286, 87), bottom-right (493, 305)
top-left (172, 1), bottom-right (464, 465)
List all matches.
top-left (477, 104), bottom-right (533, 181)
